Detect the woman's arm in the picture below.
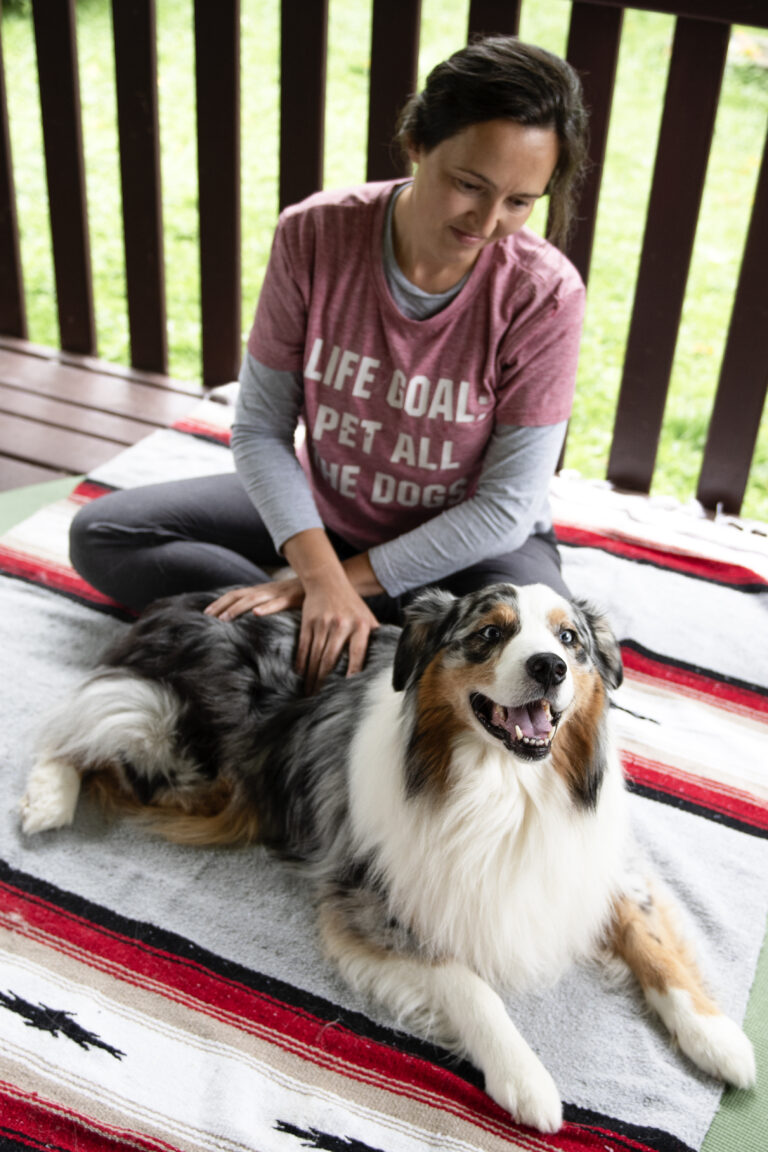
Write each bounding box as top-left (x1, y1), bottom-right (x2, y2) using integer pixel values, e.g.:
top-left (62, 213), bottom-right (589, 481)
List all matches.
top-left (368, 420), bottom-right (568, 596)
top-left (209, 354), bottom-right (380, 690)
top-left (228, 352), bottom-right (323, 547)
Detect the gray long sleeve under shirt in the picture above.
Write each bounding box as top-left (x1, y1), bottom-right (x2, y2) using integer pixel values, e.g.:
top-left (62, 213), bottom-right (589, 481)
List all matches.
top-left (231, 353), bottom-right (565, 597)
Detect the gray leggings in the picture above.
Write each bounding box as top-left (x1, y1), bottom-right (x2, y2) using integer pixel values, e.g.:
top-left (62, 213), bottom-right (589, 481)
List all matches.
top-left (69, 472), bottom-right (570, 620)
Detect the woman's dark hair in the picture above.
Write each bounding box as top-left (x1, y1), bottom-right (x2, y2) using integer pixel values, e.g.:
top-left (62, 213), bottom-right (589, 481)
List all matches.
top-left (395, 36), bottom-right (588, 249)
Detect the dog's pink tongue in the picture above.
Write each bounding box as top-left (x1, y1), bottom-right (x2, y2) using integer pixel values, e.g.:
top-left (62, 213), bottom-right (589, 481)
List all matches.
top-left (491, 702), bottom-right (551, 739)
top-left (492, 703), bottom-right (537, 739)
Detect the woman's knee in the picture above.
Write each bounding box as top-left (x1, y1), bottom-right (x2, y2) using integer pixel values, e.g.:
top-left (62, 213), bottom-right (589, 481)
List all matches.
top-left (439, 534), bottom-right (570, 601)
top-left (68, 492), bottom-right (143, 589)
top-left (69, 499), bottom-right (105, 580)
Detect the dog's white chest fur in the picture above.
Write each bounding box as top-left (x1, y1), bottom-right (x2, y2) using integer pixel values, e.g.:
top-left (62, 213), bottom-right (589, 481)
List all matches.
top-left (349, 672), bottom-right (627, 990)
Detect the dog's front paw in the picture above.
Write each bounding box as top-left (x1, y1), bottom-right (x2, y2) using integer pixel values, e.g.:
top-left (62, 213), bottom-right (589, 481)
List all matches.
top-left (20, 758), bottom-right (80, 834)
top-left (485, 1054), bottom-right (563, 1132)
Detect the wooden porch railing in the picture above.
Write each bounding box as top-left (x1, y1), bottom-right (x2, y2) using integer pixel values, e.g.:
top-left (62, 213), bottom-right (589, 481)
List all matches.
top-left (0, 0), bottom-right (766, 513)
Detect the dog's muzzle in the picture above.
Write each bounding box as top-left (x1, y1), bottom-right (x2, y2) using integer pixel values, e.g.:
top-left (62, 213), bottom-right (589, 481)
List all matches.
top-left (470, 693), bottom-right (560, 760)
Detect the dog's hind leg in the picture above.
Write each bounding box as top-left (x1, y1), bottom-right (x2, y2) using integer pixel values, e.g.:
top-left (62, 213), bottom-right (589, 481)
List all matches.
top-left (318, 899), bottom-right (562, 1132)
top-left (608, 876), bottom-right (756, 1089)
top-left (20, 757), bottom-right (81, 834)
top-left (20, 668), bottom-right (186, 834)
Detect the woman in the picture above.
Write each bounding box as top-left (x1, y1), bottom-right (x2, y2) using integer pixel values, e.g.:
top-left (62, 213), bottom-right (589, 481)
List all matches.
top-left (70, 35), bottom-right (588, 692)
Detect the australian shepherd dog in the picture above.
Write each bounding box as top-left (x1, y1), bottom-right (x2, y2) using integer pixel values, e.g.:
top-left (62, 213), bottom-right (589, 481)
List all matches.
top-left (20, 582), bottom-right (755, 1131)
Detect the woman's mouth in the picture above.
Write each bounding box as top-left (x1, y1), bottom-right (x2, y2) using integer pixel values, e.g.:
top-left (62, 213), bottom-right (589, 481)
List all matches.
top-left (450, 226), bottom-right (485, 248)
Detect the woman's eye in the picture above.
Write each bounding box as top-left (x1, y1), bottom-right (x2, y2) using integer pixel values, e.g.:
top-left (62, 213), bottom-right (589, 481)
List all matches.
top-left (456, 178), bottom-right (481, 194)
top-left (559, 628), bottom-right (576, 646)
top-left (479, 625), bottom-right (502, 642)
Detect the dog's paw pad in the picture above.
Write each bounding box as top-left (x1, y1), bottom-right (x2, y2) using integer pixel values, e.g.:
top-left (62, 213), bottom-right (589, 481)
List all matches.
top-left (20, 759), bottom-right (80, 834)
top-left (486, 1059), bottom-right (563, 1133)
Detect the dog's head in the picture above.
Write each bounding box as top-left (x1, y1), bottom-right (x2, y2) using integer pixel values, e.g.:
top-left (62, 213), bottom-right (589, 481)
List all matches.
top-left (393, 583), bottom-right (622, 807)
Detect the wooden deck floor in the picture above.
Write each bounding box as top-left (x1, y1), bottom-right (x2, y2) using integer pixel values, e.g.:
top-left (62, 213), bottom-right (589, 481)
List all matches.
top-left (0, 337), bottom-right (205, 491)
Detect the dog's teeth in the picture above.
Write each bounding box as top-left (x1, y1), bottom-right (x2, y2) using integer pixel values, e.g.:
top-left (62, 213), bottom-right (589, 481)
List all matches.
top-left (542, 700), bottom-right (551, 719)
top-left (515, 724), bottom-right (523, 741)
top-left (491, 703), bottom-right (507, 728)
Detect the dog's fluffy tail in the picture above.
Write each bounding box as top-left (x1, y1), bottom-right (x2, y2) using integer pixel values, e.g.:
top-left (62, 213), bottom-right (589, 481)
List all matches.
top-left (22, 668), bottom-right (259, 845)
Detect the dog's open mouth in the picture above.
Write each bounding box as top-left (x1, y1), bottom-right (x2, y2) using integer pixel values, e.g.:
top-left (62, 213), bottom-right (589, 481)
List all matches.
top-left (470, 693), bottom-right (559, 759)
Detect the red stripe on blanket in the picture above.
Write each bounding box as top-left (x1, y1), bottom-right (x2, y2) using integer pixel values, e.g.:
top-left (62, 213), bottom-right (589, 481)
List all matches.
top-left (622, 752), bottom-right (768, 831)
top-left (555, 524), bottom-right (767, 587)
top-left (71, 479), bottom-right (116, 502)
top-left (0, 1082), bottom-right (181, 1152)
top-left (0, 883), bottom-right (669, 1152)
top-left (0, 544), bottom-right (120, 610)
top-left (621, 646), bottom-right (768, 717)
top-left (171, 417), bottom-right (232, 446)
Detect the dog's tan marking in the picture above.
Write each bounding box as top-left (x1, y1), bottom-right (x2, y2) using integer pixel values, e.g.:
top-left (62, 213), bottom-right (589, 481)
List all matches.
top-left (551, 672), bottom-right (605, 803)
top-left (546, 605), bottom-right (573, 635)
top-left (479, 604), bottom-right (520, 632)
top-left (84, 771), bottom-right (260, 846)
top-left (407, 656), bottom-right (477, 795)
top-left (608, 887), bottom-right (718, 1015)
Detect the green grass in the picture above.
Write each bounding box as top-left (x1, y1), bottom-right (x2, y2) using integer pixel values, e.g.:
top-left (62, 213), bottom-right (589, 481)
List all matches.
top-left (2, 0), bottom-right (767, 519)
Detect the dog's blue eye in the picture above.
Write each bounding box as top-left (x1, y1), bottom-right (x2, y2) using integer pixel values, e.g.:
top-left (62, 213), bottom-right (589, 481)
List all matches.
top-left (559, 628), bottom-right (576, 646)
top-left (479, 625), bottom-right (502, 642)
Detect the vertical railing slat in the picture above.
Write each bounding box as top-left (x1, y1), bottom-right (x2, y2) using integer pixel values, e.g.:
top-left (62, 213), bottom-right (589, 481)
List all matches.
top-left (279, 0), bottom-right (328, 209)
top-left (0, 1), bottom-right (26, 338)
top-left (194, 0), bottom-right (241, 386)
top-left (606, 16), bottom-right (729, 493)
top-left (366, 0), bottom-right (421, 182)
top-left (562, 1), bottom-right (623, 283)
top-left (466, 0), bottom-right (521, 39)
top-left (112, 0), bottom-right (167, 375)
top-left (697, 124), bottom-right (768, 514)
top-left (31, 0), bottom-right (95, 356)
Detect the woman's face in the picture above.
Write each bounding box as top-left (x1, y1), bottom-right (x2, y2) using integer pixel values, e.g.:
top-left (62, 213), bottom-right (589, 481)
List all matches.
top-left (399, 118), bottom-right (559, 286)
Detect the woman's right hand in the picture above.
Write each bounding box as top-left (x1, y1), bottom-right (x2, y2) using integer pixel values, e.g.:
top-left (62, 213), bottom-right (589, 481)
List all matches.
top-left (295, 572), bottom-right (379, 694)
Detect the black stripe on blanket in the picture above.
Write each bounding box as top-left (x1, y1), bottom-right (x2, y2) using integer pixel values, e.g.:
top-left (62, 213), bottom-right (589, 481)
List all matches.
top-left (625, 780), bottom-right (768, 841)
top-left (621, 639), bottom-right (768, 701)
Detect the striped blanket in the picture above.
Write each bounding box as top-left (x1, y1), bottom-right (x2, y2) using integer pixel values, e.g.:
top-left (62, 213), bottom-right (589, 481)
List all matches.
top-left (1, 396), bottom-right (766, 1152)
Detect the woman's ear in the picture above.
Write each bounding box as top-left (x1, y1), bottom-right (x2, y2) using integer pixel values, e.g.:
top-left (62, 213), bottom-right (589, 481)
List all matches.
top-left (405, 136), bottom-right (421, 168)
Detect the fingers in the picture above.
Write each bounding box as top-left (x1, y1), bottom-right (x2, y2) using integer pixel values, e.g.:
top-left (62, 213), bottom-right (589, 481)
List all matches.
top-left (296, 602), bottom-right (378, 694)
top-left (203, 579), bottom-right (378, 692)
top-left (298, 622), bottom-right (341, 698)
top-left (346, 621), bottom-right (372, 679)
top-left (204, 580), bottom-right (303, 621)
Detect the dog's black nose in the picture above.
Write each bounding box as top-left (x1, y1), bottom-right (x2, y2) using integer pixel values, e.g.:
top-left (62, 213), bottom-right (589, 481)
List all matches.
top-left (526, 652), bottom-right (567, 691)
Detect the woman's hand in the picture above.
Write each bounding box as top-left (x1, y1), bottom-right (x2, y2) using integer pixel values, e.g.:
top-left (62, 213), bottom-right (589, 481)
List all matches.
top-left (204, 577), bottom-right (304, 621)
top-left (204, 530), bottom-right (384, 693)
top-left (296, 574), bottom-right (379, 694)
top-left (205, 573), bottom-right (377, 693)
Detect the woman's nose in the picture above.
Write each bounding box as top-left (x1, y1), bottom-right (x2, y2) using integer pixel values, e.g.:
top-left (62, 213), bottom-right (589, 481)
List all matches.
top-left (469, 198), bottom-right (502, 238)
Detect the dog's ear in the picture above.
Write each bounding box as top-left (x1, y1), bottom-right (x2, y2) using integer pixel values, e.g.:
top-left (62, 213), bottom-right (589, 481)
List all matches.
top-left (574, 600), bottom-right (623, 690)
top-left (393, 588), bottom-right (457, 693)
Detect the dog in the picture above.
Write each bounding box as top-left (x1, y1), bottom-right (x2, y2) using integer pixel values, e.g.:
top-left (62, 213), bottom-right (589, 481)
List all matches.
top-left (20, 581), bottom-right (755, 1132)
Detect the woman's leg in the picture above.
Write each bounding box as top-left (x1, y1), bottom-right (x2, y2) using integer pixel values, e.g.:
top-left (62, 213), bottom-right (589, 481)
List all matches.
top-left (70, 473), bottom-right (283, 610)
top-left (373, 531), bottom-right (570, 628)
top-left (434, 530), bottom-right (571, 601)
